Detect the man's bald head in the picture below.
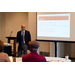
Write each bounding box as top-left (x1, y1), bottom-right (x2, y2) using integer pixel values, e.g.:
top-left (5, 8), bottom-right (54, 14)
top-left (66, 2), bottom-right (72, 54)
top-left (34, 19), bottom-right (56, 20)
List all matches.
top-left (28, 41), bottom-right (39, 51)
top-left (21, 24), bottom-right (26, 31)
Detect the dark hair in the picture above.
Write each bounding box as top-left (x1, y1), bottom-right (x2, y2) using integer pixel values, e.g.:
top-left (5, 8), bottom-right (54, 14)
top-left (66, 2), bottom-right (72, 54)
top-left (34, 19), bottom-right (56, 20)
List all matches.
top-left (0, 40), bottom-right (4, 52)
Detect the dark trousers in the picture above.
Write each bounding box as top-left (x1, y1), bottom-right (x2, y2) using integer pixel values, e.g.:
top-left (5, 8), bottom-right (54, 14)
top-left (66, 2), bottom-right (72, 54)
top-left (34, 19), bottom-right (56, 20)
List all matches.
top-left (18, 44), bottom-right (28, 57)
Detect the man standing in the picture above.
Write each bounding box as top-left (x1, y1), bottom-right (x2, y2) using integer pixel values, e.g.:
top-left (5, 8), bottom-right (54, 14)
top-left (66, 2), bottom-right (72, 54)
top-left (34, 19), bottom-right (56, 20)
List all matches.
top-left (17, 24), bottom-right (31, 57)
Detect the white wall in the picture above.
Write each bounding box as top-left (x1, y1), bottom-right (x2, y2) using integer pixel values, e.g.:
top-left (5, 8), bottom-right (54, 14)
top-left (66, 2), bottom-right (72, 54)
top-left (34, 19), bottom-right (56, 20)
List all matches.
top-left (0, 12), bottom-right (28, 52)
top-left (1, 12), bottom-right (28, 43)
top-left (28, 12), bottom-right (36, 41)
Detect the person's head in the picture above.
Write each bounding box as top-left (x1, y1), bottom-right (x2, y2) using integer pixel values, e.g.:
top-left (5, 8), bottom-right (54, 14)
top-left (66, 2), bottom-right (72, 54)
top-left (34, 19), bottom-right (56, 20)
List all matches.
top-left (0, 40), bottom-right (4, 52)
top-left (21, 24), bottom-right (26, 31)
top-left (28, 41), bottom-right (39, 52)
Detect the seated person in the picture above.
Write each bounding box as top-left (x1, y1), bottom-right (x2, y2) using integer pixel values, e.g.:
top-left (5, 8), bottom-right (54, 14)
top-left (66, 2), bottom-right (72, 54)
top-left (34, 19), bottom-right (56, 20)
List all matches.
top-left (22, 41), bottom-right (46, 62)
top-left (0, 40), bottom-right (10, 62)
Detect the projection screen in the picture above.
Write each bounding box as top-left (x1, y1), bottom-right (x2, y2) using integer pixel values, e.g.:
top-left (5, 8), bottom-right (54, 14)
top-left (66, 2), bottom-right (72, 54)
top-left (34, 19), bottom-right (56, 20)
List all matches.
top-left (37, 12), bottom-right (75, 42)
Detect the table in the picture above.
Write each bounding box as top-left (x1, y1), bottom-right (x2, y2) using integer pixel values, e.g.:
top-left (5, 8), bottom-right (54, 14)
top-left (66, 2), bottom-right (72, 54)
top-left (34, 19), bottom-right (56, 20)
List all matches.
top-left (9, 57), bottom-right (22, 62)
top-left (45, 57), bottom-right (71, 62)
top-left (9, 56), bottom-right (71, 62)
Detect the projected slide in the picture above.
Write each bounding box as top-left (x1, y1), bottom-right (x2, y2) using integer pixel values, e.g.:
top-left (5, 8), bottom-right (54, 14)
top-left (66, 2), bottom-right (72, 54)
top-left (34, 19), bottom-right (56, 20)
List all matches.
top-left (37, 12), bottom-right (75, 42)
top-left (37, 14), bottom-right (70, 38)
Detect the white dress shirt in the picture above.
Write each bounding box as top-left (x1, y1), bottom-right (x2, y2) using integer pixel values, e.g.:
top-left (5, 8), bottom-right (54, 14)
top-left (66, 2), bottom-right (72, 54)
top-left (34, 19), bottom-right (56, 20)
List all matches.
top-left (21, 30), bottom-right (25, 43)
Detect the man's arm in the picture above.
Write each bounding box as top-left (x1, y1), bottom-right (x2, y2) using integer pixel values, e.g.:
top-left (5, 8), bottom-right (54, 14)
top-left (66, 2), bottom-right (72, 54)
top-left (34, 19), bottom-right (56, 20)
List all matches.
top-left (27, 31), bottom-right (31, 49)
top-left (28, 31), bottom-right (31, 41)
top-left (17, 32), bottom-right (19, 43)
top-left (17, 32), bottom-right (19, 47)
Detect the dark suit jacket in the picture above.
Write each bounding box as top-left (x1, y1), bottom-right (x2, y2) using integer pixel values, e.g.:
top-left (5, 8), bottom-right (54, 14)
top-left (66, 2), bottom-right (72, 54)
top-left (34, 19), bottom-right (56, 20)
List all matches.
top-left (17, 30), bottom-right (31, 48)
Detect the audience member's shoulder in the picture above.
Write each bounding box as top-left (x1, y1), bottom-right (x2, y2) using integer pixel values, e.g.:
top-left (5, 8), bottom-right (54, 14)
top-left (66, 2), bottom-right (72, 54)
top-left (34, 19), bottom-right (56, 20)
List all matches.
top-left (3, 52), bottom-right (8, 56)
top-left (22, 54), bottom-right (30, 61)
top-left (41, 55), bottom-right (46, 59)
top-left (0, 52), bottom-right (8, 56)
top-left (39, 55), bottom-right (46, 62)
top-left (0, 52), bottom-right (5, 54)
top-left (22, 53), bottom-right (30, 58)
